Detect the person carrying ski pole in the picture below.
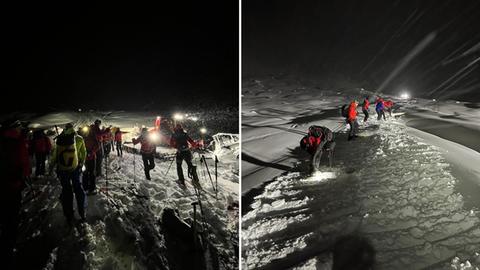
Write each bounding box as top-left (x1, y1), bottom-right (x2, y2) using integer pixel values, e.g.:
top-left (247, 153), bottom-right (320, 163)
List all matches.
top-left (0, 120), bottom-right (31, 268)
top-left (132, 127), bottom-right (157, 180)
top-left (114, 127), bottom-right (123, 157)
top-left (300, 125), bottom-right (336, 171)
top-left (169, 124), bottom-right (199, 186)
top-left (346, 100), bottom-right (359, 141)
top-left (362, 96), bottom-right (370, 122)
top-left (375, 97), bottom-right (386, 121)
top-left (92, 119), bottom-right (106, 177)
top-left (49, 123), bottom-right (87, 225)
top-left (83, 125), bottom-right (100, 194)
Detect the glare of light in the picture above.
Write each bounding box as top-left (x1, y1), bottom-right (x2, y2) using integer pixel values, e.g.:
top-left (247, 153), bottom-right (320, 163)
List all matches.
top-left (156, 116), bottom-right (161, 120)
top-left (200, 127), bottom-right (207, 134)
top-left (78, 108), bottom-right (82, 112)
top-left (149, 132), bottom-right (160, 143)
top-left (432, 99), bottom-right (436, 102)
top-left (173, 113), bottom-right (184, 121)
top-left (191, 116), bottom-right (198, 121)
top-left (82, 126), bottom-right (89, 133)
top-left (400, 92), bottom-right (410, 99)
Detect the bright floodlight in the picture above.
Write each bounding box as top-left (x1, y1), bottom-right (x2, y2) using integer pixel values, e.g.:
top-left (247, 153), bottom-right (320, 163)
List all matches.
top-left (173, 113), bottom-right (184, 121)
top-left (149, 132), bottom-right (160, 143)
top-left (400, 92), bottom-right (410, 99)
top-left (191, 116), bottom-right (198, 121)
top-left (200, 127), bottom-right (207, 134)
top-left (82, 126), bottom-right (89, 133)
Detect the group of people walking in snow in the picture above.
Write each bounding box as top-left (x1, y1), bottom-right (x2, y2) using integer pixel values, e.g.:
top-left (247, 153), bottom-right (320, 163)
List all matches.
top-left (0, 116), bottom-right (202, 267)
top-left (299, 95), bottom-right (394, 171)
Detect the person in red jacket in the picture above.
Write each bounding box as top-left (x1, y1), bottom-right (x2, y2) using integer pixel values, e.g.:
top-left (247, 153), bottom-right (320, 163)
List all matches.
top-left (133, 128), bottom-right (157, 180)
top-left (300, 125), bottom-right (336, 170)
top-left (346, 100), bottom-right (359, 141)
top-left (384, 100), bottom-right (394, 117)
top-left (83, 125), bottom-right (100, 194)
top-left (92, 119), bottom-right (106, 177)
top-left (30, 129), bottom-right (52, 177)
top-left (0, 120), bottom-right (31, 267)
top-left (114, 128), bottom-right (123, 157)
top-left (362, 96), bottom-right (370, 122)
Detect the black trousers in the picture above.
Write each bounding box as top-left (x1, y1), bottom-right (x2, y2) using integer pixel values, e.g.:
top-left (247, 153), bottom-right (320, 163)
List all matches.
top-left (376, 109), bottom-right (386, 120)
top-left (362, 108), bottom-right (369, 122)
top-left (58, 169), bottom-right (86, 220)
top-left (96, 149), bottom-right (103, 176)
top-left (176, 150), bottom-right (194, 181)
top-left (348, 119), bottom-right (359, 139)
top-left (116, 141), bottom-right (123, 157)
top-left (142, 152), bottom-right (155, 180)
top-left (0, 189), bottom-right (22, 268)
top-left (35, 152), bottom-right (47, 176)
top-left (84, 158), bottom-right (96, 192)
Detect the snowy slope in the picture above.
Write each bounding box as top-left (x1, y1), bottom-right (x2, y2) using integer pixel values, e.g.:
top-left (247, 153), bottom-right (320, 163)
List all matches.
top-left (241, 78), bottom-right (480, 270)
top-left (14, 111), bottom-right (239, 270)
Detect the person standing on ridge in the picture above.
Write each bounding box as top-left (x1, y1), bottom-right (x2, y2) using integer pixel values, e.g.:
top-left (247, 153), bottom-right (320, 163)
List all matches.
top-left (375, 97), bottom-right (386, 121)
top-left (30, 129), bottom-right (52, 178)
top-left (114, 128), bottom-right (123, 157)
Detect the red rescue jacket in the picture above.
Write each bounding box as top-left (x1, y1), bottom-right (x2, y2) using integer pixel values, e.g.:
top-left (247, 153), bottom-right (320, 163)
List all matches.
top-left (0, 128), bottom-right (31, 193)
top-left (302, 135), bottom-right (322, 155)
top-left (31, 136), bottom-right (52, 154)
top-left (362, 99), bottom-right (370, 110)
top-left (114, 131), bottom-right (122, 142)
top-left (347, 101), bottom-right (358, 122)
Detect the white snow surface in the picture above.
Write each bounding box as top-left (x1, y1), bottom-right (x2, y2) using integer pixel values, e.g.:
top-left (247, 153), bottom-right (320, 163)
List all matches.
top-left (242, 78), bottom-right (480, 270)
top-left (16, 111), bottom-right (239, 270)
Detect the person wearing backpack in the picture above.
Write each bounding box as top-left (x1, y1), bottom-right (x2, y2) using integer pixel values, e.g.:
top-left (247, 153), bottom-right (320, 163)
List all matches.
top-left (0, 119), bottom-right (31, 268)
top-left (169, 124), bottom-right (199, 186)
top-left (347, 100), bottom-right (359, 141)
top-left (132, 127), bottom-right (157, 180)
top-left (300, 125), bottom-right (336, 170)
top-left (49, 123), bottom-right (87, 224)
top-left (30, 129), bottom-right (52, 178)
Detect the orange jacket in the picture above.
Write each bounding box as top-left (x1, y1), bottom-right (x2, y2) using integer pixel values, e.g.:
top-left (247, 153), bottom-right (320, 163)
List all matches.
top-left (347, 102), bottom-right (358, 122)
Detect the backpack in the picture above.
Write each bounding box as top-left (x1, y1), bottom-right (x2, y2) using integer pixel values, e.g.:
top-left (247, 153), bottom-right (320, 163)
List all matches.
top-left (308, 125), bottom-right (334, 141)
top-left (174, 131), bottom-right (190, 151)
top-left (55, 133), bottom-right (78, 171)
top-left (341, 104), bottom-right (348, 118)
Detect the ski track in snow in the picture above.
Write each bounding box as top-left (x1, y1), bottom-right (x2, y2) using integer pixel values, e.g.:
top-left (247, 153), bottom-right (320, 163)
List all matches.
top-left (241, 81), bottom-right (480, 270)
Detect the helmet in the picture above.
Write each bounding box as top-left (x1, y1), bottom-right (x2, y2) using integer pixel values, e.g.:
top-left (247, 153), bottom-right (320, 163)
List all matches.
top-left (94, 119), bottom-right (101, 125)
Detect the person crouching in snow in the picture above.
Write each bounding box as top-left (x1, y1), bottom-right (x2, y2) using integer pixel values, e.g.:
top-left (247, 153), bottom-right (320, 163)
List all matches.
top-left (170, 124), bottom-right (199, 186)
top-left (300, 125), bottom-right (336, 171)
top-left (346, 100), bottom-right (359, 141)
top-left (132, 128), bottom-right (157, 180)
top-left (49, 123), bottom-right (87, 224)
top-left (384, 100), bottom-right (394, 117)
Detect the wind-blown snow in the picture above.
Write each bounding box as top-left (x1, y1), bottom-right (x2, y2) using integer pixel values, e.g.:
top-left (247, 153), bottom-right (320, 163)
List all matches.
top-left (242, 78), bottom-right (480, 270)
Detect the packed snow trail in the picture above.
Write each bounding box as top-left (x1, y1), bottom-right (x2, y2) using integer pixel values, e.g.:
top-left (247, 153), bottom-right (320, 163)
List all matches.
top-left (242, 118), bottom-right (480, 270)
top-left (16, 144), bottom-right (238, 269)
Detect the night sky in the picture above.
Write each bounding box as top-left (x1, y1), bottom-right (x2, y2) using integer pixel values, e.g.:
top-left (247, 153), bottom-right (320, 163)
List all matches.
top-left (3, 3), bottom-right (238, 113)
top-left (243, 0), bottom-right (480, 101)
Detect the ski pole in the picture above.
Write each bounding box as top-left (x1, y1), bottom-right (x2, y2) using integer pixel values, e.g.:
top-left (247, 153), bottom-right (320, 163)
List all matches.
top-left (201, 155), bottom-right (215, 192)
top-left (133, 151), bottom-right (136, 183)
top-left (105, 154), bottom-right (108, 200)
top-left (215, 155), bottom-right (218, 200)
top-left (164, 157), bottom-right (175, 177)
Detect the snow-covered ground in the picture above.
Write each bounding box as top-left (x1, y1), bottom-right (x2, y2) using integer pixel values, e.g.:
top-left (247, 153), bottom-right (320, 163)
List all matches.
top-left (241, 78), bottom-right (480, 270)
top-left (12, 111), bottom-right (239, 270)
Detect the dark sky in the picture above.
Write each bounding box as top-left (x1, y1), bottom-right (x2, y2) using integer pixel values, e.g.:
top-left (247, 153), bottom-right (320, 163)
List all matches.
top-left (243, 0), bottom-right (480, 101)
top-left (3, 3), bottom-right (238, 113)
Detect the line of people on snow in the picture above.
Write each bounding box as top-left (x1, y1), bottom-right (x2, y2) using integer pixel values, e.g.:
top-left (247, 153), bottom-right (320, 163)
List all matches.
top-left (299, 96), bottom-right (394, 171)
top-left (0, 117), bottom-right (208, 267)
